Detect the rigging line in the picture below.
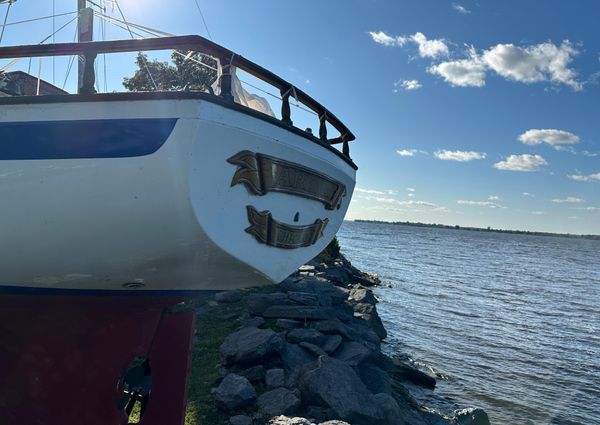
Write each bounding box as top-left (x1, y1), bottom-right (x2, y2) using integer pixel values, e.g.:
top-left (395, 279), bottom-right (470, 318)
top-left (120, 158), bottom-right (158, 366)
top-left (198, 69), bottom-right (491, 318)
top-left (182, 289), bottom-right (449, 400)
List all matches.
top-left (53, 0), bottom-right (55, 84)
top-left (0, 0), bottom-right (12, 45)
top-left (0, 15), bottom-right (78, 72)
top-left (192, 0), bottom-right (212, 40)
top-left (95, 13), bottom-right (219, 76)
top-left (62, 23), bottom-right (78, 90)
top-left (93, 11), bottom-right (173, 37)
top-left (0, 11), bottom-right (78, 30)
top-left (112, 0), bottom-right (158, 90)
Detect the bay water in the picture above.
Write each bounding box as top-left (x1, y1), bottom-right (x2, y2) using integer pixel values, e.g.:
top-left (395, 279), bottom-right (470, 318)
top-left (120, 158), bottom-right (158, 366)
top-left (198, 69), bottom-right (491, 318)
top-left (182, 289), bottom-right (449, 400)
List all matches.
top-left (337, 220), bottom-right (600, 425)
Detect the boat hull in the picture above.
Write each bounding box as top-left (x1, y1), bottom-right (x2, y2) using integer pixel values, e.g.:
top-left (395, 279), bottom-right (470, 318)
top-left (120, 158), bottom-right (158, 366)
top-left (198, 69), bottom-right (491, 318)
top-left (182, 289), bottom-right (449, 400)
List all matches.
top-left (0, 97), bottom-right (355, 293)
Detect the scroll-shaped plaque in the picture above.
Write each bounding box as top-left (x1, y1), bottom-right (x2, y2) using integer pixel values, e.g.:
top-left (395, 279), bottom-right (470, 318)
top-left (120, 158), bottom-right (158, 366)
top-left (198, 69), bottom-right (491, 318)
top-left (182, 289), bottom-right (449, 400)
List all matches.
top-left (228, 151), bottom-right (346, 210)
top-left (245, 206), bottom-right (329, 249)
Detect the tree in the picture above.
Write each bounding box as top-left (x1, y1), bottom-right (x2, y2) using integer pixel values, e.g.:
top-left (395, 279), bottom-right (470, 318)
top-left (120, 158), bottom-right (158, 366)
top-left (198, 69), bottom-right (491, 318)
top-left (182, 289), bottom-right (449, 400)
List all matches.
top-left (123, 51), bottom-right (217, 92)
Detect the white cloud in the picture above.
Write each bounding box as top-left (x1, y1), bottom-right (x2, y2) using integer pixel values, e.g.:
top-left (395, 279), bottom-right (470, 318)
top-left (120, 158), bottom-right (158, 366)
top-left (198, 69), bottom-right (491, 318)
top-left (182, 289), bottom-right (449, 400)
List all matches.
top-left (494, 154), bottom-right (548, 172)
top-left (369, 31), bottom-right (447, 59)
top-left (552, 196), bottom-right (585, 203)
top-left (452, 3), bottom-right (471, 14)
top-left (568, 172), bottom-right (600, 182)
top-left (582, 150), bottom-right (598, 157)
top-left (365, 196), bottom-right (438, 208)
top-left (488, 195), bottom-right (500, 201)
top-left (396, 149), bottom-right (417, 157)
top-left (407, 188), bottom-right (415, 192)
top-left (482, 41), bottom-right (581, 90)
top-left (522, 192), bottom-right (535, 197)
top-left (410, 32), bottom-right (449, 59)
top-left (518, 129), bottom-right (580, 148)
top-left (457, 200), bottom-right (506, 209)
top-left (394, 79), bottom-right (422, 91)
top-left (368, 31), bottom-right (406, 47)
top-left (434, 149), bottom-right (486, 161)
top-left (355, 188), bottom-right (387, 195)
top-left (428, 48), bottom-right (487, 87)
top-left (531, 211), bottom-right (546, 215)
top-left (430, 41), bottom-right (582, 90)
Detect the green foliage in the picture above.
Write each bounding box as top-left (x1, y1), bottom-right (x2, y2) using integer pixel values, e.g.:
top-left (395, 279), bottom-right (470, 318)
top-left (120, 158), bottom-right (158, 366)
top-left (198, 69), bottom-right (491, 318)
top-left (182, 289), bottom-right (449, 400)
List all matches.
top-left (318, 236), bottom-right (341, 264)
top-left (123, 51), bottom-right (217, 92)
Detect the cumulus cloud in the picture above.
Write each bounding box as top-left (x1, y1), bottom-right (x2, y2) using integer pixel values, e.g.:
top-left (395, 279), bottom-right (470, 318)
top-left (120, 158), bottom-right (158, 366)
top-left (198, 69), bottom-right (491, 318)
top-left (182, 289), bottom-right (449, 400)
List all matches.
top-left (428, 48), bottom-right (487, 87)
top-left (482, 41), bottom-right (581, 90)
top-left (368, 31), bottom-right (406, 47)
top-left (568, 172), bottom-right (600, 182)
top-left (410, 32), bottom-right (449, 58)
top-left (457, 200), bottom-right (506, 208)
top-left (430, 41), bottom-right (582, 90)
top-left (488, 195), bottom-right (500, 201)
top-left (434, 149), bottom-right (486, 161)
top-left (552, 196), bottom-right (585, 203)
top-left (394, 79), bottom-right (422, 91)
top-left (494, 154), bottom-right (548, 171)
top-left (396, 149), bottom-right (418, 157)
top-left (452, 3), bottom-right (471, 14)
top-left (369, 31), bottom-right (448, 58)
top-left (518, 129), bottom-right (580, 149)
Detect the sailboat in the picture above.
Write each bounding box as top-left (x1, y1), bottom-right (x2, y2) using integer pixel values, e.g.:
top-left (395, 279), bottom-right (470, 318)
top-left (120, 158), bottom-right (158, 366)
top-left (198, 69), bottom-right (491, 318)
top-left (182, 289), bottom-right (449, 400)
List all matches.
top-left (0, 0), bottom-right (357, 294)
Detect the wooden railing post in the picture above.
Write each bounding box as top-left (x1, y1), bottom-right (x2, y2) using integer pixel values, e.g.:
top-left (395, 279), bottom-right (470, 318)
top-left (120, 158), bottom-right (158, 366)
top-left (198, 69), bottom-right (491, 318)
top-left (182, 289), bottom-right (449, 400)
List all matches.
top-left (342, 133), bottom-right (350, 158)
top-left (280, 87), bottom-right (292, 126)
top-left (79, 50), bottom-right (97, 94)
top-left (220, 61), bottom-right (234, 102)
top-left (319, 112), bottom-right (327, 141)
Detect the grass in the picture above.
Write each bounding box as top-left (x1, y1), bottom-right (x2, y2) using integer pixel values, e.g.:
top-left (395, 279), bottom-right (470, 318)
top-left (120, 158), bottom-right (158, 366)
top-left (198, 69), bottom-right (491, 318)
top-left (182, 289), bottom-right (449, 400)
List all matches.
top-left (183, 286), bottom-right (279, 425)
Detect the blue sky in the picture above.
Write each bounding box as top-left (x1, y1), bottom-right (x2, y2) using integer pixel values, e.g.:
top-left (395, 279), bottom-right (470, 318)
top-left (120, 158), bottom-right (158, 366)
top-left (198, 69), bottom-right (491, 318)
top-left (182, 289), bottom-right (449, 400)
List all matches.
top-left (1, 0), bottom-right (599, 234)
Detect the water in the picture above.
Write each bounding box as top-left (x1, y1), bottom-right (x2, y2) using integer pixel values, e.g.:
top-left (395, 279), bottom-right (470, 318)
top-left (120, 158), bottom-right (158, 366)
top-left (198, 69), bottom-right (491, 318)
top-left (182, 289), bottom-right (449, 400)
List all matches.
top-left (337, 221), bottom-right (600, 425)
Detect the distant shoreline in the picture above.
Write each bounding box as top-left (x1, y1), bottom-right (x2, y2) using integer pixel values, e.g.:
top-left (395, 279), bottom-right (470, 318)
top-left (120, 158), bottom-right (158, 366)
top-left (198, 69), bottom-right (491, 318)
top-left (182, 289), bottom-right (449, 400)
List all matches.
top-left (352, 219), bottom-right (600, 240)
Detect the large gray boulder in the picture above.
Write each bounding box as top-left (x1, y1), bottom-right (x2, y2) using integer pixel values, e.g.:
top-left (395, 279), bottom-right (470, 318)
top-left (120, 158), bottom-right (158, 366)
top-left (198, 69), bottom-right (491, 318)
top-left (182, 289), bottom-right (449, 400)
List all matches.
top-left (287, 328), bottom-right (325, 345)
top-left (247, 293), bottom-right (291, 315)
top-left (358, 362), bottom-right (392, 395)
top-left (266, 368), bottom-right (285, 388)
top-left (215, 290), bottom-right (243, 303)
top-left (230, 415), bottom-right (253, 425)
top-left (281, 342), bottom-right (315, 371)
top-left (257, 387), bottom-right (301, 417)
top-left (298, 357), bottom-right (385, 424)
top-left (320, 335), bottom-right (343, 354)
top-left (214, 374), bottom-right (257, 410)
top-left (267, 417), bottom-right (314, 425)
top-left (262, 305), bottom-right (342, 321)
top-left (348, 286), bottom-right (377, 305)
top-left (333, 341), bottom-right (372, 366)
top-left (220, 327), bottom-right (284, 366)
top-left (453, 408), bottom-right (490, 425)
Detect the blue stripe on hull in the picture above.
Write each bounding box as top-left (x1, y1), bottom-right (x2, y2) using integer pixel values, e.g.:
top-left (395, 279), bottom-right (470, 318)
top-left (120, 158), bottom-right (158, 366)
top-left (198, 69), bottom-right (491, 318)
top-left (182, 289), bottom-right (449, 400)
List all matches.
top-left (0, 118), bottom-right (178, 160)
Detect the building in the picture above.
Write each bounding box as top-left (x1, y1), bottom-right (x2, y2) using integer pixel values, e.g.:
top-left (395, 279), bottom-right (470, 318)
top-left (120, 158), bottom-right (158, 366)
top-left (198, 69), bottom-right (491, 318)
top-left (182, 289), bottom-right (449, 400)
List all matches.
top-left (0, 71), bottom-right (68, 97)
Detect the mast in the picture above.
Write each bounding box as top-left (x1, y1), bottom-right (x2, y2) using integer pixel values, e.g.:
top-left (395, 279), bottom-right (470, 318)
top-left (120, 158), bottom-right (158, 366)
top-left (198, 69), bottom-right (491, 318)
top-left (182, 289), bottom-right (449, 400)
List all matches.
top-left (77, 0), bottom-right (93, 93)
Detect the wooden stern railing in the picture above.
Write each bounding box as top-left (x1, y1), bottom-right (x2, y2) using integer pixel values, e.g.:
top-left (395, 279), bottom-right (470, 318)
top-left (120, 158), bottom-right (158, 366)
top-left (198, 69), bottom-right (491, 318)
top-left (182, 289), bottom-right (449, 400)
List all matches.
top-left (0, 35), bottom-right (356, 157)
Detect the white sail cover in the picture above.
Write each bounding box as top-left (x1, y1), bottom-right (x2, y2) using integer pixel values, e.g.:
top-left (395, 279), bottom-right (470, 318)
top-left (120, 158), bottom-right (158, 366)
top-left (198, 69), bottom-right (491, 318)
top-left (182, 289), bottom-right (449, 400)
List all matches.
top-left (212, 64), bottom-right (275, 118)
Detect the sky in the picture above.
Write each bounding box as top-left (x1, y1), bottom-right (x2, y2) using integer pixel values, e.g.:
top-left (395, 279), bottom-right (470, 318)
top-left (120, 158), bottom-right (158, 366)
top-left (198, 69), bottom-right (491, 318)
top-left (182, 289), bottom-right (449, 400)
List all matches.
top-left (1, 0), bottom-right (599, 234)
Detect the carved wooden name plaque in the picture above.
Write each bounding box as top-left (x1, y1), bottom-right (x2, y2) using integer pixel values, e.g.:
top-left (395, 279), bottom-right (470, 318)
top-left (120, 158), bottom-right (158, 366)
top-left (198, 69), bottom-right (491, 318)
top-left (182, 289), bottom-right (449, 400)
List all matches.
top-left (228, 151), bottom-right (346, 210)
top-left (245, 206), bottom-right (328, 249)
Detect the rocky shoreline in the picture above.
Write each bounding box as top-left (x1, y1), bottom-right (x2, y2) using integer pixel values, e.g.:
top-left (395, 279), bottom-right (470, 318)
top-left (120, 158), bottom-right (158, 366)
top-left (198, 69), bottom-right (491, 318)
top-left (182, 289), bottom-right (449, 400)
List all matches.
top-left (190, 247), bottom-right (490, 425)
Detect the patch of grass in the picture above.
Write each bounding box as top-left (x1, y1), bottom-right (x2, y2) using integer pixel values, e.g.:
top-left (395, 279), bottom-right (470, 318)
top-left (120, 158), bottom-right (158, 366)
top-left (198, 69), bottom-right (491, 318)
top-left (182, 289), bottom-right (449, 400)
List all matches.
top-left (183, 286), bottom-right (278, 425)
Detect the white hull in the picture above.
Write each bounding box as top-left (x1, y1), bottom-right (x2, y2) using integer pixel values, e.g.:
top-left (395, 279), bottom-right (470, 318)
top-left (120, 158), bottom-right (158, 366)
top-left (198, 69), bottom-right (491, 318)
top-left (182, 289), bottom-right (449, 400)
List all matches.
top-left (0, 97), bottom-right (355, 292)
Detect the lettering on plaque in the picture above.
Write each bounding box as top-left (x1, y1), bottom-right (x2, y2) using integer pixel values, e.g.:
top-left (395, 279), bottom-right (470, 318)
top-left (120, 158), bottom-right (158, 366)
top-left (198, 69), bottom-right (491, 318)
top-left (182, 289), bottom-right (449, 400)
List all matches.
top-left (245, 206), bottom-right (329, 249)
top-left (228, 151), bottom-right (346, 210)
